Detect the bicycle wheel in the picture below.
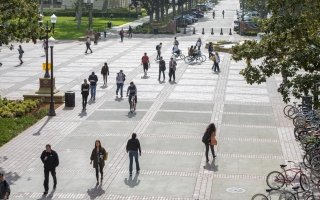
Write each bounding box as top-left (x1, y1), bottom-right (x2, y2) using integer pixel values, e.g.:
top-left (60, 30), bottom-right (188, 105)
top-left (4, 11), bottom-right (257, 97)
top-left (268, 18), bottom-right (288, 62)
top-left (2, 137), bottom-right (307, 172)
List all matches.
top-left (283, 105), bottom-right (294, 117)
top-left (311, 155), bottom-right (320, 171)
top-left (196, 56), bottom-right (203, 63)
top-left (287, 107), bottom-right (299, 119)
top-left (299, 173), bottom-right (310, 191)
top-left (201, 54), bottom-right (207, 62)
top-left (184, 56), bottom-right (193, 64)
top-left (279, 190), bottom-right (296, 200)
top-left (303, 154), bottom-right (311, 169)
top-left (179, 53), bottom-right (185, 60)
top-left (306, 194), bottom-right (316, 200)
top-left (266, 171), bottom-right (285, 189)
top-left (251, 193), bottom-right (268, 200)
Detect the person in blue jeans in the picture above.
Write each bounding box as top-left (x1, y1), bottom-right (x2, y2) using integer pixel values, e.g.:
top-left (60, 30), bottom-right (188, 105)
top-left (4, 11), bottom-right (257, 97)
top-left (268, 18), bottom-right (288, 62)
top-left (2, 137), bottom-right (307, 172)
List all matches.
top-left (116, 70), bottom-right (126, 98)
top-left (88, 72), bottom-right (98, 101)
top-left (126, 133), bottom-right (141, 176)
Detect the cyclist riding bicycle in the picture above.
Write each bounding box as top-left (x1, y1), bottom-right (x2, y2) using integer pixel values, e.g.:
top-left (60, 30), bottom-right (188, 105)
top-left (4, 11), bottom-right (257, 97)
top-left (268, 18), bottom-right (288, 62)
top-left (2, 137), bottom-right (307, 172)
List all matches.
top-left (126, 82), bottom-right (137, 113)
top-left (172, 45), bottom-right (181, 56)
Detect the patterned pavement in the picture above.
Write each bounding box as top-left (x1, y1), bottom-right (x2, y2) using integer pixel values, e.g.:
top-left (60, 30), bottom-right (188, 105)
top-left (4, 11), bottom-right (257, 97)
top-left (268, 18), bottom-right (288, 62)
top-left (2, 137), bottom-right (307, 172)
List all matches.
top-left (0, 0), bottom-right (303, 199)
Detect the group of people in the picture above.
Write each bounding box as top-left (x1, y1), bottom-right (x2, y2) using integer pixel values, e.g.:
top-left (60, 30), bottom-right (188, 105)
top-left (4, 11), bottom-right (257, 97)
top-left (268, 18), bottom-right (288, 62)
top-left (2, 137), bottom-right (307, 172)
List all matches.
top-left (208, 42), bottom-right (221, 72)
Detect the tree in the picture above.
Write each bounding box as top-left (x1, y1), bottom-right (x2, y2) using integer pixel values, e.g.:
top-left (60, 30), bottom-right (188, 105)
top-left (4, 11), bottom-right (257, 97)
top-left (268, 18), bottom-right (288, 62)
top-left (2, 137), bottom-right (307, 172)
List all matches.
top-left (232, 0), bottom-right (320, 108)
top-left (140, 0), bottom-right (156, 23)
top-left (243, 0), bottom-right (268, 18)
top-left (0, 0), bottom-right (41, 44)
top-left (74, 0), bottom-right (83, 30)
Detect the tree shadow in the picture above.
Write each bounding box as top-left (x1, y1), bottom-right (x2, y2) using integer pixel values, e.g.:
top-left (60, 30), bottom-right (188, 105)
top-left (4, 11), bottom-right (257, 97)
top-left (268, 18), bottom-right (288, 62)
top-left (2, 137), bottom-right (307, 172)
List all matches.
top-left (203, 159), bottom-right (218, 172)
top-left (124, 173), bottom-right (140, 188)
top-left (0, 167), bottom-right (21, 185)
top-left (33, 117), bottom-right (52, 136)
top-left (87, 184), bottom-right (105, 200)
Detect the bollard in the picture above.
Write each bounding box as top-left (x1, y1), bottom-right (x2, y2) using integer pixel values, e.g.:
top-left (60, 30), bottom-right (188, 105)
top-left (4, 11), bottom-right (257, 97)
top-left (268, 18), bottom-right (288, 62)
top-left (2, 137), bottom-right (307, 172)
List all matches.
top-left (229, 28), bottom-right (232, 35)
top-left (220, 28), bottom-right (223, 35)
top-left (193, 27), bottom-right (196, 34)
top-left (202, 28), bottom-right (205, 34)
top-left (104, 31), bottom-right (107, 38)
top-left (211, 28), bottom-right (214, 35)
top-left (184, 27), bottom-right (186, 34)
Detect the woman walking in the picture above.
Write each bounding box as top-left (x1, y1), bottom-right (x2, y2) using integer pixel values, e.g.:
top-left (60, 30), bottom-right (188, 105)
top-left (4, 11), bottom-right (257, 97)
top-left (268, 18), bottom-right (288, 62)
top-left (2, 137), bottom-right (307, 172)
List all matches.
top-left (202, 123), bottom-right (217, 162)
top-left (90, 140), bottom-right (108, 185)
top-left (81, 79), bottom-right (90, 110)
top-left (101, 62), bottom-right (109, 87)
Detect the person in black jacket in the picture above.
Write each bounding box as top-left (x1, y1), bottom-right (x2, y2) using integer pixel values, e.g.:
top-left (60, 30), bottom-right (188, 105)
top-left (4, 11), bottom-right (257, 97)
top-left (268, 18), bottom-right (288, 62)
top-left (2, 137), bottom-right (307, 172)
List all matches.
top-left (88, 72), bottom-right (98, 101)
top-left (101, 63), bottom-right (109, 87)
top-left (0, 173), bottom-right (10, 200)
top-left (126, 133), bottom-right (141, 176)
top-left (81, 79), bottom-right (90, 110)
top-left (40, 144), bottom-right (59, 196)
top-left (90, 140), bottom-right (107, 185)
top-left (202, 123), bottom-right (217, 162)
top-left (158, 57), bottom-right (166, 82)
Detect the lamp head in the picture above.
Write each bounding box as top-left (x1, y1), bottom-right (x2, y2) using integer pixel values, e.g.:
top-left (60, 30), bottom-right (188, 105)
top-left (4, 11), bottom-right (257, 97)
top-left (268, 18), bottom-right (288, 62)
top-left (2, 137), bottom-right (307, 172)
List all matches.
top-left (48, 36), bottom-right (55, 47)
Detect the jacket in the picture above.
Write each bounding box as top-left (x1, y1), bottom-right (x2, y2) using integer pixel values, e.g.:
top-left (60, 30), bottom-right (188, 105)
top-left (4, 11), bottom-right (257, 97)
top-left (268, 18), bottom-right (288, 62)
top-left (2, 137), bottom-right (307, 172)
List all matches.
top-left (101, 65), bottom-right (109, 75)
top-left (90, 147), bottom-right (107, 168)
top-left (126, 138), bottom-right (141, 153)
top-left (159, 60), bottom-right (166, 71)
top-left (40, 150), bottom-right (59, 169)
top-left (88, 74), bottom-right (98, 86)
top-left (81, 83), bottom-right (89, 95)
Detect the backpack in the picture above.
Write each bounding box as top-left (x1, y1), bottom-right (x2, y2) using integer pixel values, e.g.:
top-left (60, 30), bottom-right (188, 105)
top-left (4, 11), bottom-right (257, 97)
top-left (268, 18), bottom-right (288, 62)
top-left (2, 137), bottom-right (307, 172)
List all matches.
top-left (156, 45), bottom-right (160, 50)
top-left (202, 131), bottom-right (210, 143)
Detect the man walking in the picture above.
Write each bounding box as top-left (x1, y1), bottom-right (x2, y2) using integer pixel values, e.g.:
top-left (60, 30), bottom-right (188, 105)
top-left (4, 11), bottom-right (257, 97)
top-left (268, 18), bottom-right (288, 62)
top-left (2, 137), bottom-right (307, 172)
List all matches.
top-left (158, 57), bottom-right (166, 82)
top-left (222, 10), bottom-right (225, 18)
top-left (169, 57), bottom-right (177, 82)
top-left (119, 28), bottom-right (125, 42)
top-left (156, 42), bottom-right (162, 60)
top-left (81, 79), bottom-right (90, 110)
top-left (128, 25), bottom-right (133, 38)
top-left (101, 62), bottom-right (109, 87)
top-left (40, 144), bottom-right (59, 196)
top-left (88, 72), bottom-right (98, 101)
top-left (126, 133), bottom-right (141, 176)
top-left (18, 45), bottom-right (24, 65)
top-left (141, 53), bottom-right (150, 77)
top-left (116, 70), bottom-right (126, 98)
top-left (0, 173), bottom-right (10, 200)
top-left (85, 36), bottom-right (93, 54)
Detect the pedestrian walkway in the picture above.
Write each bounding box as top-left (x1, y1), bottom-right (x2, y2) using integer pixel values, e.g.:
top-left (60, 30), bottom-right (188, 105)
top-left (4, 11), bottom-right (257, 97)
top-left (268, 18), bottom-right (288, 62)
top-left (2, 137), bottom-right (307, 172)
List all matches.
top-left (0, 0), bottom-right (302, 199)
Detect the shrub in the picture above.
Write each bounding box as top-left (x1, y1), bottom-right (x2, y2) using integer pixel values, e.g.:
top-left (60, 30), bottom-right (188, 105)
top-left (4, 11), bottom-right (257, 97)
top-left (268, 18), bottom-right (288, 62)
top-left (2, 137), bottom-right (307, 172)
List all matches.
top-left (0, 98), bottom-right (43, 118)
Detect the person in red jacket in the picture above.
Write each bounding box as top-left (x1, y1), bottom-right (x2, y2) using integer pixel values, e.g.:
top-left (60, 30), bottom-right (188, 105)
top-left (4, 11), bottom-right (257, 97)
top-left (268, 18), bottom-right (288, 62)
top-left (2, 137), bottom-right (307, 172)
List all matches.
top-left (141, 53), bottom-right (150, 77)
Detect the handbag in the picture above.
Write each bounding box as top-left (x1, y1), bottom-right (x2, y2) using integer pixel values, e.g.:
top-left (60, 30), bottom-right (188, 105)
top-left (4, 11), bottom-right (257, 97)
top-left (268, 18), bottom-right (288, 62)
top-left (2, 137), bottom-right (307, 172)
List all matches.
top-left (211, 134), bottom-right (217, 145)
top-left (104, 151), bottom-right (108, 161)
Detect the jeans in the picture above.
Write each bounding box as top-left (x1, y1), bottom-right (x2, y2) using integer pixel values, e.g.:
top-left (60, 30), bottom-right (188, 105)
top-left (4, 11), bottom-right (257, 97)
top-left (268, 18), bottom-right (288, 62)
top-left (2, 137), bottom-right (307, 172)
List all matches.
top-left (214, 62), bottom-right (220, 72)
top-left (169, 69), bottom-right (175, 81)
top-left (85, 44), bottom-right (92, 53)
top-left (205, 143), bottom-right (215, 161)
top-left (157, 50), bottom-right (161, 60)
top-left (102, 74), bottom-right (107, 85)
top-left (116, 83), bottom-right (124, 97)
top-left (158, 70), bottom-right (165, 81)
top-left (120, 36), bottom-right (124, 42)
top-left (82, 94), bottom-right (88, 108)
top-left (95, 163), bottom-right (104, 181)
top-left (90, 85), bottom-right (96, 99)
top-left (129, 151), bottom-right (140, 173)
top-left (44, 168), bottom-right (57, 192)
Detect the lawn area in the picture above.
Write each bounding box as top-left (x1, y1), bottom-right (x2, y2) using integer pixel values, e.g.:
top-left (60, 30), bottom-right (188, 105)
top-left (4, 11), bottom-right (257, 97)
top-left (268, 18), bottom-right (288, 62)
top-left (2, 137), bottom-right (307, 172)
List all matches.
top-left (44, 17), bottom-right (133, 40)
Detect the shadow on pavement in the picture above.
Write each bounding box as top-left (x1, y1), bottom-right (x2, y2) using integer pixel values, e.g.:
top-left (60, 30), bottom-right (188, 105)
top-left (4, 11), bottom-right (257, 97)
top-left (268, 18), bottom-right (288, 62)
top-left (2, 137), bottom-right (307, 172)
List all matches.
top-left (127, 111), bottom-right (136, 118)
top-left (87, 185), bottom-right (105, 200)
top-left (33, 117), bottom-right (52, 136)
top-left (114, 96), bottom-right (123, 102)
top-left (203, 159), bottom-right (218, 172)
top-left (78, 110), bottom-right (87, 118)
top-left (124, 173), bottom-right (140, 188)
top-left (0, 167), bottom-right (21, 185)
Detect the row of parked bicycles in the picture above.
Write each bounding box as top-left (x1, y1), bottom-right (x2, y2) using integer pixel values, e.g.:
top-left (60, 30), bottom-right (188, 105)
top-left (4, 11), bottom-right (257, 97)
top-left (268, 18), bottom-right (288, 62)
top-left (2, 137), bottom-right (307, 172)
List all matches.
top-left (171, 51), bottom-right (207, 64)
top-left (251, 101), bottom-right (319, 199)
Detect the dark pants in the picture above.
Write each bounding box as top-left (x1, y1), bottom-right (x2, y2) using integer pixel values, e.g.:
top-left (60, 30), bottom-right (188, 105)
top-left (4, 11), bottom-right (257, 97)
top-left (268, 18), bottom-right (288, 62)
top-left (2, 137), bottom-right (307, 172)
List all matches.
top-left (214, 62), bottom-right (220, 72)
top-left (157, 50), bottom-right (161, 60)
top-left (120, 36), bottom-right (124, 42)
top-left (19, 54), bottom-right (23, 64)
top-left (205, 143), bottom-right (215, 161)
top-left (44, 168), bottom-right (57, 192)
top-left (90, 85), bottom-right (96, 100)
top-left (129, 95), bottom-right (137, 110)
top-left (85, 44), bottom-right (92, 53)
top-left (143, 63), bottom-right (149, 73)
top-left (158, 69), bottom-right (165, 81)
top-left (102, 74), bottom-right (107, 85)
top-left (129, 151), bottom-right (140, 174)
top-left (95, 163), bottom-right (104, 181)
top-left (197, 46), bottom-right (201, 50)
top-left (82, 94), bottom-right (88, 109)
top-left (169, 69), bottom-right (175, 81)
top-left (129, 32), bottom-right (132, 38)
top-left (116, 83), bottom-right (124, 97)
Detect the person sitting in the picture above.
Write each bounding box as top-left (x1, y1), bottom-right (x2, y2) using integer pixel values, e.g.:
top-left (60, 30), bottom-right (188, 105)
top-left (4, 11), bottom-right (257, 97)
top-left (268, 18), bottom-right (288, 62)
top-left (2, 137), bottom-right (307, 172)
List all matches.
top-left (172, 45), bottom-right (180, 55)
top-left (188, 45), bottom-right (194, 56)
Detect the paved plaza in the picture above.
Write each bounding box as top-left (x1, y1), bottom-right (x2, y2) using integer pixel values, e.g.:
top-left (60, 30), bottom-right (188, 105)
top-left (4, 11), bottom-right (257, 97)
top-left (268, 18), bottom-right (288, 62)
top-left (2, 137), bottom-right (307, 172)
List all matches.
top-left (0, 0), bottom-right (302, 199)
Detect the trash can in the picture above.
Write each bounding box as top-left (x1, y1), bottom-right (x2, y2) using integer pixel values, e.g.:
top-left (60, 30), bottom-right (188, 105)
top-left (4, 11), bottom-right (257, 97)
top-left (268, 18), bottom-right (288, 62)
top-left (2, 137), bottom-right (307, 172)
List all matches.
top-left (65, 91), bottom-right (75, 107)
top-left (107, 22), bottom-right (112, 28)
top-left (302, 96), bottom-right (312, 110)
top-left (153, 28), bottom-right (158, 34)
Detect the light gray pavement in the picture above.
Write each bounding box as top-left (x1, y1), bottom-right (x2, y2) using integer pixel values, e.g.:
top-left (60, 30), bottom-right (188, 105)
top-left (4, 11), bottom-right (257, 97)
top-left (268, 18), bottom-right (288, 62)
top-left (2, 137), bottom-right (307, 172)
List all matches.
top-left (0, 0), bottom-right (305, 199)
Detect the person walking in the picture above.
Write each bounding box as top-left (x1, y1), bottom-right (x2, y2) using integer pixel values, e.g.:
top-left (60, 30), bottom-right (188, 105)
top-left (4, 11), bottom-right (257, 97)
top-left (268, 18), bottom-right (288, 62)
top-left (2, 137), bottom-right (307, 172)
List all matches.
top-left (222, 10), bottom-right (225, 18)
top-left (173, 37), bottom-right (179, 47)
top-left (214, 52), bottom-right (221, 72)
top-left (208, 42), bottom-right (213, 58)
top-left (101, 62), bottom-right (109, 87)
top-left (40, 144), bottom-right (59, 196)
top-left (85, 36), bottom-right (93, 54)
top-left (126, 133), bottom-right (141, 176)
top-left (0, 173), bottom-right (10, 200)
top-left (128, 25), bottom-right (133, 38)
top-left (168, 57), bottom-right (177, 82)
top-left (88, 72), bottom-right (98, 101)
top-left (156, 42), bottom-right (162, 60)
top-left (158, 57), bottom-right (166, 82)
top-left (116, 70), bottom-right (126, 98)
top-left (81, 79), bottom-right (90, 110)
top-left (90, 140), bottom-right (108, 185)
top-left (119, 28), bottom-right (125, 42)
top-left (212, 10), bottom-right (215, 19)
top-left (195, 38), bottom-right (202, 51)
top-left (18, 45), bottom-right (24, 65)
top-left (202, 123), bottom-right (217, 162)
top-left (141, 53), bottom-right (150, 77)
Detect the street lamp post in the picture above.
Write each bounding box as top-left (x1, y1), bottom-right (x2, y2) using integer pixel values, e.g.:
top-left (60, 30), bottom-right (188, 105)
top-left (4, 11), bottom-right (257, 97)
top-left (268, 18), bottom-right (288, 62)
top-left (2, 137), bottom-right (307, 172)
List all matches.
top-left (84, 0), bottom-right (94, 31)
top-left (44, 14), bottom-right (57, 78)
top-left (48, 36), bottom-right (56, 116)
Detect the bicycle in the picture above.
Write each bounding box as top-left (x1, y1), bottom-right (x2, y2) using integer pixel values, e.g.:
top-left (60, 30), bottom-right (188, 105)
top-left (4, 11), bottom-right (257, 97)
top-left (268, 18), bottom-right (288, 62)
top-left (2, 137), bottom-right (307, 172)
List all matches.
top-left (172, 51), bottom-right (185, 60)
top-left (129, 95), bottom-right (136, 113)
top-left (251, 188), bottom-right (296, 200)
top-left (266, 161), bottom-right (310, 191)
top-left (184, 54), bottom-right (203, 64)
top-left (290, 185), bottom-right (316, 200)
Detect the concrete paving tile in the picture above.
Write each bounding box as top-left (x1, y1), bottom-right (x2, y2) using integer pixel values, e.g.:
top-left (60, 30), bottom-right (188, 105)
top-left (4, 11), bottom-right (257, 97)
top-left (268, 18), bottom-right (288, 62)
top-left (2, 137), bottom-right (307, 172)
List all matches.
top-left (222, 113), bottom-right (276, 126)
top-left (223, 104), bottom-right (273, 114)
top-left (225, 94), bottom-right (270, 103)
top-left (144, 123), bottom-right (205, 136)
top-left (173, 85), bottom-right (215, 93)
top-left (99, 100), bottom-right (153, 110)
top-left (219, 126), bottom-right (279, 140)
top-left (160, 102), bottom-right (213, 111)
top-left (226, 87), bottom-right (268, 94)
top-left (169, 92), bottom-right (213, 101)
top-left (153, 111), bottom-right (212, 123)
top-left (141, 137), bottom-right (203, 152)
top-left (87, 110), bottom-right (147, 121)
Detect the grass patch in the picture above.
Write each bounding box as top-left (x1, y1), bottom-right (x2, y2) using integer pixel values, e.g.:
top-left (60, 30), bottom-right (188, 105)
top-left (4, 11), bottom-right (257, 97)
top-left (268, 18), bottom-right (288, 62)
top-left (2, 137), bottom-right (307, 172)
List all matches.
top-left (44, 16), bottom-right (133, 40)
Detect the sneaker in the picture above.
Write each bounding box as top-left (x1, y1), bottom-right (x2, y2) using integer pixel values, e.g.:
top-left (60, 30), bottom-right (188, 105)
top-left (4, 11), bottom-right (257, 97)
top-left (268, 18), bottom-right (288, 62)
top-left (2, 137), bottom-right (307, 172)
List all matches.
top-left (53, 184), bottom-right (56, 190)
top-left (43, 191), bottom-right (48, 196)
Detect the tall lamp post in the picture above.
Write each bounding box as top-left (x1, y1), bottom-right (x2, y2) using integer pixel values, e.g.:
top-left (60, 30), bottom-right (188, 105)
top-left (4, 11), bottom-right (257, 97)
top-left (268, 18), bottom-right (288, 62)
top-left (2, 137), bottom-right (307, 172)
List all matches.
top-left (48, 36), bottom-right (56, 116)
top-left (84, 0), bottom-right (94, 31)
top-left (44, 14), bottom-right (57, 78)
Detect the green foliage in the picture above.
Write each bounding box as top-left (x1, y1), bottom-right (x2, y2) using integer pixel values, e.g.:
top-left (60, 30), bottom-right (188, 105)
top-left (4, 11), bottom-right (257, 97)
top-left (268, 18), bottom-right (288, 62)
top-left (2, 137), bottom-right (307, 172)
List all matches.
top-left (0, 0), bottom-right (40, 44)
top-left (232, 0), bottom-right (320, 106)
top-left (42, 9), bottom-right (142, 18)
top-left (0, 98), bottom-right (42, 118)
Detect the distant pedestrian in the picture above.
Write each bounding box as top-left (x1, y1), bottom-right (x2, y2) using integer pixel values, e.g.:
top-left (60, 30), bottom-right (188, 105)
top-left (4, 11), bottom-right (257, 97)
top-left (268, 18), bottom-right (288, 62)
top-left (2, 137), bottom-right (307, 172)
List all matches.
top-left (202, 123), bottom-right (217, 162)
top-left (18, 45), bottom-right (24, 64)
top-left (88, 72), bottom-right (98, 101)
top-left (40, 144), bottom-right (59, 196)
top-left (168, 57), bottom-right (177, 82)
top-left (90, 140), bottom-right (108, 185)
top-left (208, 42), bottom-right (213, 58)
top-left (42, 40), bottom-right (47, 57)
top-left (126, 133), bottom-right (141, 176)
top-left (212, 10), bottom-right (215, 19)
top-left (0, 173), bottom-right (10, 200)
top-left (119, 28), bottom-right (124, 42)
top-left (141, 53), bottom-right (150, 77)
top-left (173, 37), bottom-right (179, 47)
top-left (101, 62), bottom-right (109, 87)
top-left (158, 57), bottom-right (166, 82)
top-left (81, 79), bottom-right (90, 110)
top-left (156, 42), bottom-right (162, 60)
top-left (116, 70), bottom-right (126, 98)
top-left (195, 38), bottom-right (202, 51)
top-left (222, 10), bottom-right (225, 18)
top-left (128, 25), bottom-right (133, 38)
top-left (214, 52), bottom-right (220, 72)
top-left (85, 36), bottom-right (93, 54)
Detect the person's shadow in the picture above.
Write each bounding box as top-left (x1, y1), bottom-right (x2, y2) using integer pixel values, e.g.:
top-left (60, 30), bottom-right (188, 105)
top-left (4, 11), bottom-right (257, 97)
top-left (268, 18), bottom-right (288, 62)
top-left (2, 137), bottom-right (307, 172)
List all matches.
top-left (78, 109), bottom-right (87, 118)
top-left (203, 158), bottom-right (218, 172)
top-left (87, 184), bottom-right (105, 200)
top-left (124, 173), bottom-right (140, 188)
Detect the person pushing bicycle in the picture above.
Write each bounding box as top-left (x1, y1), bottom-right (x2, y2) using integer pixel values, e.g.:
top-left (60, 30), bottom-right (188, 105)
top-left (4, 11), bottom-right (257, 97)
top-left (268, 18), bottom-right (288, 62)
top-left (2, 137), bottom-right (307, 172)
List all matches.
top-left (127, 82), bottom-right (137, 113)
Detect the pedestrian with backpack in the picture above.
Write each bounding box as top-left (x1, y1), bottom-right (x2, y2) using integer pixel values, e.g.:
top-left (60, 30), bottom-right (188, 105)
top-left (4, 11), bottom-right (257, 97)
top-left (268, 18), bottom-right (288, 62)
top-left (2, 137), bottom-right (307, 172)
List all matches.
top-left (202, 123), bottom-right (217, 162)
top-left (158, 57), bottom-right (166, 82)
top-left (101, 62), bottom-right (109, 87)
top-left (156, 42), bottom-right (162, 60)
top-left (0, 173), bottom-right (10, 200)
top-left (116, 70), bottom-right (126, 98)
top-left (18, 45), bottom-right (24, 65)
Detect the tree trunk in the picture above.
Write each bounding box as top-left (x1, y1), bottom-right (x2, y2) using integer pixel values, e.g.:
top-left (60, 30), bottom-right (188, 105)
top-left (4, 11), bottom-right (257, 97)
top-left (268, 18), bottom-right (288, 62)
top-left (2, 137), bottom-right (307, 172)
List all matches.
top-left (160, 0), bottom-right (165, 21)
top-left (76, 0), bottom-right (83, 30)
top-left (149, 11), bottom-right (154, 23)
top-left (173, 0), bottom-right (176, 18)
